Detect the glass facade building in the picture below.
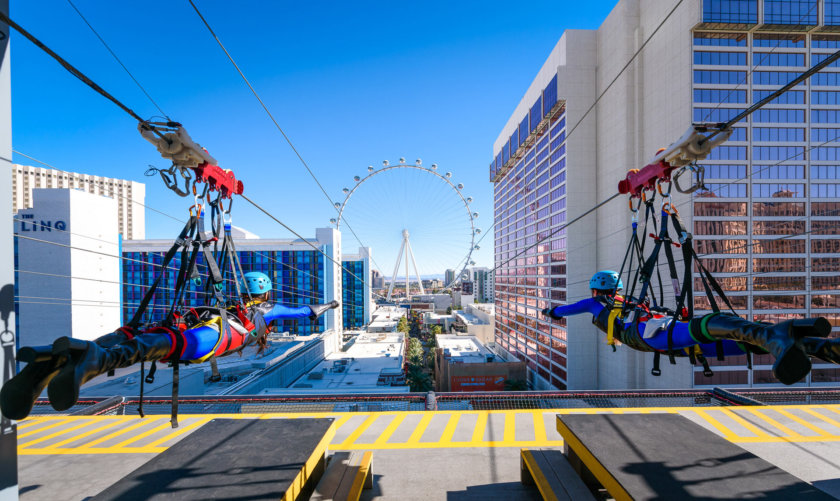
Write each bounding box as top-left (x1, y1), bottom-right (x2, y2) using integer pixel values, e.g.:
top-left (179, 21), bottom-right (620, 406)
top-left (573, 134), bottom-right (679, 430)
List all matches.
top-left (692, 3), bottom-right (840, 385)
top-left (491, 0), bottom-right (840, 389)
top-left (122, 228), bottom-right (343, 336)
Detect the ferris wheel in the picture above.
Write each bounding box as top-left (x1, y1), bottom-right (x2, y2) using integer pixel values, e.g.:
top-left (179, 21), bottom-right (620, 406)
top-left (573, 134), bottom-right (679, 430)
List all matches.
top-left (331, 158), bottom-right (479, 300)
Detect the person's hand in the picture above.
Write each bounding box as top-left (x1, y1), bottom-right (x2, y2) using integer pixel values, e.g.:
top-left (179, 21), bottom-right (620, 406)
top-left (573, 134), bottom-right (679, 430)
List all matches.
top-left (541, 308), bottom-right (553, 317)
top-left (329, 300), bottom-right (340, 309)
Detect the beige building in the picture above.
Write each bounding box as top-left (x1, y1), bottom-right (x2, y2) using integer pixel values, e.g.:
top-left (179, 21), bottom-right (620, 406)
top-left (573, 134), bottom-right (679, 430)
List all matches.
top-left (12, 164), bottom-right (145, 239)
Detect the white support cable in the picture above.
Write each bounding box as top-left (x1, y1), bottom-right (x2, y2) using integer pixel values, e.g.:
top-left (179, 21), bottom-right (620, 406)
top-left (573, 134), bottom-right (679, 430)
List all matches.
top-left (386, 236), bottom-right (406, 302)
top-left (405, 236), bottom-right (425, 296)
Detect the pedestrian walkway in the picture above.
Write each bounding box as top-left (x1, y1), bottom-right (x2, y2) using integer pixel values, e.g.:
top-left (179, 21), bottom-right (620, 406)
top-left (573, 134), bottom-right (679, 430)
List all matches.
top-left (16, 404), bottom-right (840, 456)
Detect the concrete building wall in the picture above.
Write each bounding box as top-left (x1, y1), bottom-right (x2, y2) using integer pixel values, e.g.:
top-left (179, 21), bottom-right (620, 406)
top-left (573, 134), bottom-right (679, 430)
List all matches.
top-left (16, 189), bottom-right (120, 346)
top-left (12, 164), bottom-right (145, 239)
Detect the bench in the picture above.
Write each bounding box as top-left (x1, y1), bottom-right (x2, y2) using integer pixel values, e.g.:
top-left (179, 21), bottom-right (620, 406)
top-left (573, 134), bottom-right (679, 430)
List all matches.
top-left (556, 413), bottom-right (834, 501)
top-left (521, 448), bottom-right (596, 500)
top-left (311, 450), bottom-right (373, 501)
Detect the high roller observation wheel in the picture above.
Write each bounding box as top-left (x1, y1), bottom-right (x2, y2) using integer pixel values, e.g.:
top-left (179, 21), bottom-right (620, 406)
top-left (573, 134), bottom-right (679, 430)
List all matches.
top-left (330, 158), bottom-right (480, 290)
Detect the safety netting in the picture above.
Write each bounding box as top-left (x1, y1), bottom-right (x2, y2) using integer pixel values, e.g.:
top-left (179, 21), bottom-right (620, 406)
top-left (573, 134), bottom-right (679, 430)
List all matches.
top-left (731, 388), bottom-right (840, 406)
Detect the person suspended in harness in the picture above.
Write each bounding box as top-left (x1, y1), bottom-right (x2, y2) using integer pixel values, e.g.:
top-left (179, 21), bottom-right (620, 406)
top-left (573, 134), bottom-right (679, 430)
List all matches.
top-left (0, 272), bottom-right (340, 420)
top-left (542, 270), bottom-right (840, 386)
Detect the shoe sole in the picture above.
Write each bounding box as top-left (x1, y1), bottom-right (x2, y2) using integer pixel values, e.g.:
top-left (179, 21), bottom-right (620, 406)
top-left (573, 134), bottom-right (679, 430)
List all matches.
top-left (774, 347), bottom-right (812, 385)
top-left (48, 337), bottom-right (86, 412)
top-left (1, 362), bottom-right (61, 420)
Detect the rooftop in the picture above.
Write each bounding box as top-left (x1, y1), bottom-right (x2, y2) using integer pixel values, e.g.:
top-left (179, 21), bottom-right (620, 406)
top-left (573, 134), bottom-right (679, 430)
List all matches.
top-left (437, 334), bottom-right (494, 363)
top-left (14, 389), bottom-right (840, 500)
top-left (260, 332), bottom-right (407, 394)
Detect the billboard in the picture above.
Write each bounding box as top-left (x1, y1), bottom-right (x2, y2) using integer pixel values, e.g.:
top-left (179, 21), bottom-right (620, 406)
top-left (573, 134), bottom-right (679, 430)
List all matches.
top-left (451, 375), bottom-right (506, 392)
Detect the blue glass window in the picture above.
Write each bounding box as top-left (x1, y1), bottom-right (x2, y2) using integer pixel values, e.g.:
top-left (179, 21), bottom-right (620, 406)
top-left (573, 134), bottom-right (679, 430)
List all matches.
top-left (543, 74), bottom-right (558, 115)
top-left (694, 51), bottom-right (747, 65)
top-left (812, 53), bottom-right (840, 68)
top-left (708, 146), bottom-right (748, 160)
top-left (705, 164), bottom-right (748, 178)
top-left (811, 73), bottom-right (840, 86)
top-left (812, 91), bottom-right (840, 105)
top-left (753, 34), bottom-right (805, 47)
top-left (694, 70), bottom-right (746, 84)
top-left (763, 0), bottom-right (817, 25)
top-left (697, 183), bottom-right (748, 197)
top-left (753, 146), bottom-right (805, 160)
top-left (812, 165), bottom-right (840, 179)
top-left (812, 147), bottom-right (840, 160)
top-left (812, 184), bottom-right (840, 197)
top-left (753, 53), bottom-right (804, 67)
top-left (530, 97), bottom-right (542, 132)
top-left (702, 0), bottom-right (757, 24)
top-left (754, 183), bottom-right (805, 197)
top-left (812, 109), bottom-right (840, 123)
top-left (519, 117), bottom-right (528, 146)
top-left (752, 127), bottom-right (805, 141)
top-left (693, 107), bottom-right (746, 122)
top-left (753, 109), bottom-right (805, 123)
top-left (751, 165), bottom-right (804, 178)
top-left (752, 89), bottom-right (805, 105)
top-left (728, 127), bottom-right (748, 141)
top-left (509, 134), bottom-right (518, 157)
top-left (694, 89), bottom-right (747, 103)
top-left (811, 128), bottom-right (840, 142)
top-left (813, 35), bottom-right (840, 47)
top-left (753, 71), bottom-right (803, 85)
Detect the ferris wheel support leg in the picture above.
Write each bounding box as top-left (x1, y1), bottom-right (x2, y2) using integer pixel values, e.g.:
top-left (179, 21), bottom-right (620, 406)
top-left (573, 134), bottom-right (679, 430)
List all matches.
top-left (387, 238), bottom-right (406, 302)
top-left (406, 238), bottom-right (425, 296)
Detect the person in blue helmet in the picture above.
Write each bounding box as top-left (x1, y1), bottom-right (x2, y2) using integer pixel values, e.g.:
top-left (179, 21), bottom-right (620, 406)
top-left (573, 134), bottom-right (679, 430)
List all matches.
top-left (542, 270), bottom-right (840, 385)
top-left (0, 271), bottom-right (339, 420)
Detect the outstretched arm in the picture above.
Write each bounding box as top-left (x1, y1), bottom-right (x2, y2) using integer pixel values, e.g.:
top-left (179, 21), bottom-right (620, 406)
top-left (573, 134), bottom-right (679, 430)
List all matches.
top-left (263, 304), bottom-right (314, 322)
top-left (542, 297), bottom-right (605, 319)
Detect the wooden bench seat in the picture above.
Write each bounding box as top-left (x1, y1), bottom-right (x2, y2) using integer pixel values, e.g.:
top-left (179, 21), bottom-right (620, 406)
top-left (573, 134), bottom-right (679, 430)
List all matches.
top-left (520, 448), bottom-right (596, 501)
top-left (311, 450), bottom-right (373, 501)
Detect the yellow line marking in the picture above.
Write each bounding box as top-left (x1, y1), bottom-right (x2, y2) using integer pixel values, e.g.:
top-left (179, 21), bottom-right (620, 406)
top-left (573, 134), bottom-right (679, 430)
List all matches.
top-left (16, 418), bottom-right (48, 429)
top-left (41, 417), bottom-right (134, 449)
top-left (693, 409), bottom-right (740, 441)
top-left (730, 435), bottom-right (840, 444)
top-left (81, 417), bottom-right (165, 448)
top-left (801, 407), bottom-right (840, 432)
top-left (335, 414), bottom-right (378, 448)
top-left (439, 413), bottom-right (461, 444)
top-left (532, 412), bottom-right (547, 443)
top-left (373, 414), bottom-right (407, 446)
top-left (405, 413), bottom-right (434, 444)
top-left (471, 412), bottom-right (488, 443)
top-left (113, 420), bottom-right (177, 448)
top-left (20, 420), bottom-right (98, 449)
top-left (337, 440), bottom-right (567, 451)
top-left (503, 412), bottom-right (516, 442)
top-left (145, 417), bottom-right (212, 448)
top-left (18, 446), bottom-right (167, 455)
top-left (17, 418), bottom-right (76, 439)
top-left (719, 409), bottom-right (773, 439)
top-left (744, 408), bottom-right (801, 438)
top-left (522, 449), bottom-right (560, 501)
top-left (774, 408), bottom-right (831, 437)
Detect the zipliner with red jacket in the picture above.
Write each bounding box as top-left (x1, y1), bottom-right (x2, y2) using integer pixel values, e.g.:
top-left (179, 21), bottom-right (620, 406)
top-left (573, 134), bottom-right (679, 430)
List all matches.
top-left (0, 272), bottom-right (340, 420)
top-left (543, 271), bottom-right (840, 385)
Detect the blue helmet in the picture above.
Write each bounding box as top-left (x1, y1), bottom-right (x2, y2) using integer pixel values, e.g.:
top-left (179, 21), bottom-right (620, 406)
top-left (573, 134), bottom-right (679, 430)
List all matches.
top-left (589, 270), bottom-right (623, 291)
top-left (242, 272), bottom-right (272, 295)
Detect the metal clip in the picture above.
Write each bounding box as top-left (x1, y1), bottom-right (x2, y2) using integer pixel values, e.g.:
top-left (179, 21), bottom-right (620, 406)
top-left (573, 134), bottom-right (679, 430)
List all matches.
top-left (673, 163), bottom-right (706, 194)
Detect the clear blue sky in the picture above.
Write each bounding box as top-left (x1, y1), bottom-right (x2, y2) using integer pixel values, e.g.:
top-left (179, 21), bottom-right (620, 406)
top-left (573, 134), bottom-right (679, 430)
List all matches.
top-left (9, 0), bottom-right (617, 271)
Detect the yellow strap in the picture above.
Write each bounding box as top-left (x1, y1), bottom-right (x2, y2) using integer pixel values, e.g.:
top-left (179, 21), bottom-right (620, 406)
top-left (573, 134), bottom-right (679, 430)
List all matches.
top-left (189, 316), bottom-right (225, 363)
top-left (606, 306), bottom-right (623, 346)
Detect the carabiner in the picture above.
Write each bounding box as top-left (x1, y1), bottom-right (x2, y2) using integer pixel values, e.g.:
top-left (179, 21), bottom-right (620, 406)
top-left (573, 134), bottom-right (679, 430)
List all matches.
top-left (189, 203), bottom-right (204, 217)
top-left (657, 179), bottom-right (672, 198)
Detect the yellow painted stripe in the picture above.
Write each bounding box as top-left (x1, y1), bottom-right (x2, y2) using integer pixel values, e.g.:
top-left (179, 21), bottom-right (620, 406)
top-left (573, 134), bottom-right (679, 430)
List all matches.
top-left (41, 417), bottom-right (133, 449)
top-left (19, 420), bottom-right (98, 449)
top-left (439, 413), bottom-right (461, 444)
top-left (532, 412), bottom-right (547, 443)
top-left (471, 412), bottom-right (488, 443)
top-left (19, 446), bottom-right (167, 455)
top-left (801, 407), bottom-right (840, 431)
top-left (82, 417), bottom-right (165, 448)
top-left (113, 420), bottom-right (177, 448)
top-left (373, 414), bottom-right (407, 446)
top-left (337, 439), bottom-right (566, 451)
top-left (145, 417), bottom-right (212, 448)
top-left (744, 408), bottom-right (801, 438)
top-left (719, 409), bottom-right (773, 439)
top-left (347, 450), bottom-right (373, 501)
top-left (17, 418), bottom-right (75, 439)
top-left (336, 414), bottom-right (378, 448)
top-left (332, 413), bottom-right (354, 431)
top-left (521, 449), bottom-right (559, 501)
top-left (774, 408), bottom-right (831, 437)
top-left (692, 410), bottom-right (740, 441)
top-left (555, 417), bottom-right (632, 501)
top-left (405, 413), bottom-right (435, 444)
top-left (503, 412), bottom-right (516, 442)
